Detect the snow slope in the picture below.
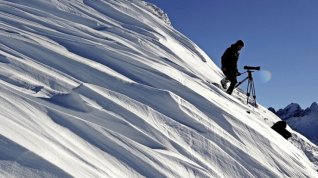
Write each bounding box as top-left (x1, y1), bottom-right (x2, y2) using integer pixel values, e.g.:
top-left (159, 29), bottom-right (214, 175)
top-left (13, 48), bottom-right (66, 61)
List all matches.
top-left (0, 0), bottom-right (317, 177)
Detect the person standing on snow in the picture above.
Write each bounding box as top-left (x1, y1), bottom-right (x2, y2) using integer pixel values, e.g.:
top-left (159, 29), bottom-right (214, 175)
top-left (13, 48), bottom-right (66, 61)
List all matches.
top-left (220, 40), bottom-right (244, 95)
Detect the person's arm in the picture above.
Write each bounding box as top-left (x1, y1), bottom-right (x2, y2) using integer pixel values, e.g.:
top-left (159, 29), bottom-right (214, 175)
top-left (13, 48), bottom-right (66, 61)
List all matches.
top-left (235, 52), bottom-right (240, 75)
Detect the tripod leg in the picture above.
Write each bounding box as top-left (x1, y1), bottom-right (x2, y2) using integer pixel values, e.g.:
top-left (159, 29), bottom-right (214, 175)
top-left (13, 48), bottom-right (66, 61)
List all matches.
top-left (251, 81), bottom-right (257, 107)
top-left (235, 77), bottom-right (248, 88)
top-left (252, 81), bottom-right (256, 99)
top-left (247, 79), bottom-right (257, 107)
top-left (246, 78), bottom-right (257, 106)
top-left (246, 80), bottom-right (251, 104)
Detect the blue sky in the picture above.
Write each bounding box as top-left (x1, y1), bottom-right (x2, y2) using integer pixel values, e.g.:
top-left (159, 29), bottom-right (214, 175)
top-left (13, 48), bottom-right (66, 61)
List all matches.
top-left (146, 0), bottom-right (318, 109)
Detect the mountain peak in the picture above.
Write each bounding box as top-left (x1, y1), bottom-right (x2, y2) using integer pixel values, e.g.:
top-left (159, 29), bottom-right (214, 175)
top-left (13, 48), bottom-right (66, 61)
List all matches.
top-left (276, 103), bottom-right (303, 120)
top-left (310, 102), bottom-right (318, 110)
top-left (273, 102), bottom-right (318, 119)
top-left (285, 103), bottom-right (302, 110)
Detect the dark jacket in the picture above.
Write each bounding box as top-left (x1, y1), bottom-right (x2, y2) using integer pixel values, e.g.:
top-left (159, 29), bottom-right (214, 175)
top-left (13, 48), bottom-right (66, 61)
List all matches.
top-left (221, 44), bottom-right (240, 73)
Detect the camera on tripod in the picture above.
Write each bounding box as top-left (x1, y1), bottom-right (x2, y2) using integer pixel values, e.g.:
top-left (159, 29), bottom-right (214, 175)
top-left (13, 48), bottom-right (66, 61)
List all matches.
top-left (244, 66), bottom-right (261, 71)
top-left (235, 65), bottom-right (261, 107)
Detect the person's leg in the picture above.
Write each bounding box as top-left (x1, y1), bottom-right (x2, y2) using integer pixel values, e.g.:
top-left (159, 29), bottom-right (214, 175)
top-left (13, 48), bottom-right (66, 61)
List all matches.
top-left (221, 70), bottom-right (231, 89)
top-left (220, 77), bottom-right (229, 89)
top-left (226, 74), bottom-right (237, 95)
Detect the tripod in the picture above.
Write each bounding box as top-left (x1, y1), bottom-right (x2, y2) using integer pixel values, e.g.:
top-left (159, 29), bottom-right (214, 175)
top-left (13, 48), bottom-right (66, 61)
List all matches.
top-left (235, 70), bottom-right (257, 107)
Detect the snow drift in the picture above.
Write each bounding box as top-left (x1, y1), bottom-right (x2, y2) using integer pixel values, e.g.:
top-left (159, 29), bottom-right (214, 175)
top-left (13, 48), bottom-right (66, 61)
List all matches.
top-left (0, 0), bottom-right (317, 177)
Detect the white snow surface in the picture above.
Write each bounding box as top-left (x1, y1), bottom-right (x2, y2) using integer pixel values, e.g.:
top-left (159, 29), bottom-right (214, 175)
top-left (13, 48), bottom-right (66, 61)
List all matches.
top-left (0, 0), bottom-right (317, 177)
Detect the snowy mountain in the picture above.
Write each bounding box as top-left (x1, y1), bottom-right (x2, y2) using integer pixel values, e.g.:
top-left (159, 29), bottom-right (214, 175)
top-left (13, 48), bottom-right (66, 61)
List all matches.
top-left (274, 103), bottom-right (304, 120)
top-left (0, 0), bottom-right (318, 177)
top-left (271, 102), bottom-right (318, 145)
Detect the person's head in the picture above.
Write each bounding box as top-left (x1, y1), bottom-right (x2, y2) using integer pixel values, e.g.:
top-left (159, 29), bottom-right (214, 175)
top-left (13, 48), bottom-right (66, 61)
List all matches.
top-left (235, 40), bottom-right (244, 50)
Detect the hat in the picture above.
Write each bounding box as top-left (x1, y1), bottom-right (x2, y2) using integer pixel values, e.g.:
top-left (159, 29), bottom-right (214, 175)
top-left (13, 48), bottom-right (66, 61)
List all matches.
top-left (235, 40), bottom-right (244, 47)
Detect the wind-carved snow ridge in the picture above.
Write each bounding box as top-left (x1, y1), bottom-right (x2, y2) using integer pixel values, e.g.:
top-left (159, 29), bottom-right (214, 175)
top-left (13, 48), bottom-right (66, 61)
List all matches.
top-left (0, 0), bottom-right (318, 177)
top-left (140, 1), bottom-right (172, 26)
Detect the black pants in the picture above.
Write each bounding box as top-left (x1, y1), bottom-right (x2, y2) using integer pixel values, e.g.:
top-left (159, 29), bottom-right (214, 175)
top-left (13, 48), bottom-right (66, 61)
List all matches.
top-left (224, 71), bottom-right (237, 95)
